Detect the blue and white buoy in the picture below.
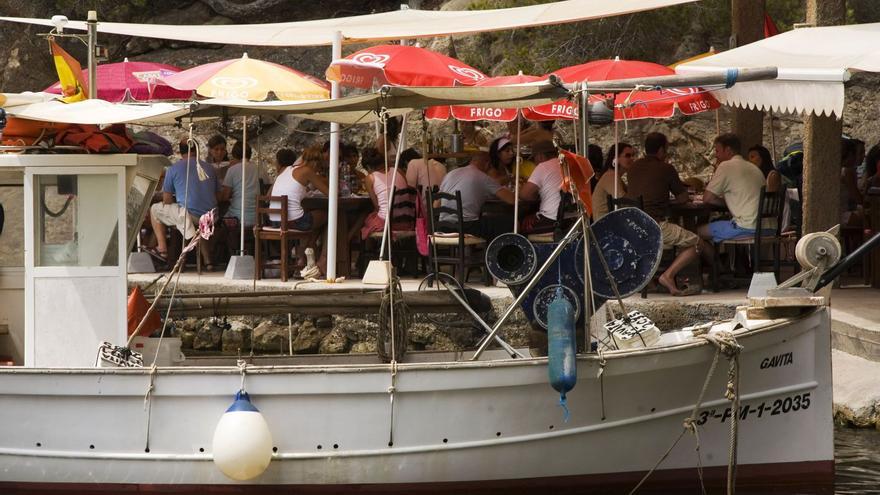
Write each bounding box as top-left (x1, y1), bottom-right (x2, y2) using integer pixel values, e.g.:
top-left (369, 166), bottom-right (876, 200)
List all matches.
top-left (212, 390), bottom-right (274, 480)
top-left (547, 287), bottom-right (577, 421)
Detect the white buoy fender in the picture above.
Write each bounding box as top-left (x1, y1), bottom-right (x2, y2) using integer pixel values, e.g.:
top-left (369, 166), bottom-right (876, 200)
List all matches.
top-left (212, 390), bottom-right (274, 481)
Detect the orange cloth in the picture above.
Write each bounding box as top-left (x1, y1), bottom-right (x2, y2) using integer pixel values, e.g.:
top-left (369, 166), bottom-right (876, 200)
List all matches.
top-left (559, 149), bottom-right (594, 216)
top-left (50, 39), bottom-right (88, 103)
top-left (127, 286), bottom-right (161, 337)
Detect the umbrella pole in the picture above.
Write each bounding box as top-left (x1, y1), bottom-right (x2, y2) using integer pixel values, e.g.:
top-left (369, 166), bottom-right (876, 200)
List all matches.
top-left (513, 116), bottom-right (521, 234)
top-left (613, 119), bottom-right (619, 204)
top-left (715, 108), bottom-right (721, 136)
top-left (240, 116), bottom-right (247, 255)
top-left (326, 30), bottom-right (343, 282)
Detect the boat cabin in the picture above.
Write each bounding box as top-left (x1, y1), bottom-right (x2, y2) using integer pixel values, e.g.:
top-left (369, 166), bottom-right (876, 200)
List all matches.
top-left (0, 153), bottom-right (166, 366)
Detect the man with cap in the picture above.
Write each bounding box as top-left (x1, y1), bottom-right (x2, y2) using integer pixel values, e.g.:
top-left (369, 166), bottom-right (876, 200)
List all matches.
top-left (519, 140), bottom-right (562, 234)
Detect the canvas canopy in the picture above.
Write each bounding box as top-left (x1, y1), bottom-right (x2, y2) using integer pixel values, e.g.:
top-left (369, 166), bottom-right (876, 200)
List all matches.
top-left (0, 0), bottom-right (694, 46)
top-left (676, 22), bottom-right (880, 118)
top-left (0, 81), bottom-right (571, 125)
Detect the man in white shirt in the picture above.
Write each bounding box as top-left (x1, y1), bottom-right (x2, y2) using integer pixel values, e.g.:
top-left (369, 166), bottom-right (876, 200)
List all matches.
top-left (519, 140), bottom-right (562, 234)
top-left (436, 151), bottom-right (514, 239)
top-left (699, 133), bottom-right (766, 243)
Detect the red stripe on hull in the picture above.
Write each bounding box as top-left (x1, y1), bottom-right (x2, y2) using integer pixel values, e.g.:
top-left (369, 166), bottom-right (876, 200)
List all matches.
top-left (0, 460), bottom-right (834, 495)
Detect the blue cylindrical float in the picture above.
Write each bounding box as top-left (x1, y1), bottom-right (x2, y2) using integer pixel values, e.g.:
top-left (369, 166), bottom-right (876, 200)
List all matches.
top-left (547, 288), bottom-right (577, 420)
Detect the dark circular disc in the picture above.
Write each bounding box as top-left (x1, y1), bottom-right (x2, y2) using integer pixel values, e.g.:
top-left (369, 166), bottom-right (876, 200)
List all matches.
top-left (589, 207), bottom-right (662, 299)
top-left (485, 233), bottom-right (538, 286)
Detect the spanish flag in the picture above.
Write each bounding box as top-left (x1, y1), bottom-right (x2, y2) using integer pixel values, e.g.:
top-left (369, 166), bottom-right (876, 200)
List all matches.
top-left (49, 39), bottom-right (87, 103)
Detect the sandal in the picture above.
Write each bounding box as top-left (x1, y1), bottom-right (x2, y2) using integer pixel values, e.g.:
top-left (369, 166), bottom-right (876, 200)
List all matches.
top-left (675, 284), bottom-right (703, 297)
top-left (143, 247), bottom-right (167, 263)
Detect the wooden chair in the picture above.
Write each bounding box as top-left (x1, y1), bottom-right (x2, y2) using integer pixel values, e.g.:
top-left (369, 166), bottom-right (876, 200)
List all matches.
top-left (527, 192), bottom-right (580, 243)
top-left (358, 186), bottom-right (419, 276)
top-left (427, 189), bottom-right (489, 286)
top-left (710, 187), bottom-right (786, 291)
top-left (253, 195), bottom-right (312, 282)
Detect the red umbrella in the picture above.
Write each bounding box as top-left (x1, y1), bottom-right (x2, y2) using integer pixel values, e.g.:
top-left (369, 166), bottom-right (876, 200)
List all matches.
top-left (326, 44), bottom-right (487, 90)
top-left (44, 60), bottom-right (192, 102)
top-left (545, 58), bottom-right (719, 120)
top-left (440, 73), bottom-right (575, 122)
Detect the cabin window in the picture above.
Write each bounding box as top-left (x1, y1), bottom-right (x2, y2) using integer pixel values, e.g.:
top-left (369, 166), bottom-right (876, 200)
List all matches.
top-left (33, 174), bottom-right (118, 267)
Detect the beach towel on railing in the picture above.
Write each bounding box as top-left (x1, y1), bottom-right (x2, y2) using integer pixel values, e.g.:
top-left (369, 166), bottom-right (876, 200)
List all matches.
top-left (55, 124), bottom-right (132, 153)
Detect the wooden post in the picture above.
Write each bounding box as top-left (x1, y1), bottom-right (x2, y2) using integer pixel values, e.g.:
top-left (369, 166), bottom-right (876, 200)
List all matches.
top-left (730, 0), bottom-right (765, 150)
top-left (802, 0), bottom-right (845, 235)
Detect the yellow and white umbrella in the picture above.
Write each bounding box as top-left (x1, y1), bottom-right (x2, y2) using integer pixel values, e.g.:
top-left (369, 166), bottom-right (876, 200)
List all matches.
top-left (161, 53), bottom-right (329, 101)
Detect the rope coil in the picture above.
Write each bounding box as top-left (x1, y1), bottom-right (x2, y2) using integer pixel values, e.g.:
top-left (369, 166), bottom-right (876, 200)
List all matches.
top-left (377, 276), bottom-right (410, 363)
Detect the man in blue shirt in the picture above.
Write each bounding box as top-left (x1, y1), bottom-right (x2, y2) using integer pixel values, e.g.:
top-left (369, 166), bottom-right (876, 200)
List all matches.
top-left (149, 139), bottom-right (219, 263)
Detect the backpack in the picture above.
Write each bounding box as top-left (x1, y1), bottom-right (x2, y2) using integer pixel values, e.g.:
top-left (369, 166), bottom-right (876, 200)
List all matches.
top-left (130, 130), bottom-right (173, 156)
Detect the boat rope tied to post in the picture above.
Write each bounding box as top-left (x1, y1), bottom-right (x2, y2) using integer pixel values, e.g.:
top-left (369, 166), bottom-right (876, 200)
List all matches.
top-left (629, 330), bottom-right (741, 495)
top-left (377, 276), bottom-right (410, 363)
top-left (237, 358), bottom-right (248, 393)
top-left (547, 286), bottom-right (577, 423)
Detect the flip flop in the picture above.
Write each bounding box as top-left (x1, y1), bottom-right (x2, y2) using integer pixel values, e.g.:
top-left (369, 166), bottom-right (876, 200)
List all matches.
top-left (143, 247), bottom-right (167, 263)
top-left (675, 284), bottom-right (703, 297)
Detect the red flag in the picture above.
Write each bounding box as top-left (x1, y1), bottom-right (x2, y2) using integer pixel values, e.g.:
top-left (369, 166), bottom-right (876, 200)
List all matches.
top-left (558, 149), bottom-right (594, 216)
top-left (763, 13), bottom-right (780, 38)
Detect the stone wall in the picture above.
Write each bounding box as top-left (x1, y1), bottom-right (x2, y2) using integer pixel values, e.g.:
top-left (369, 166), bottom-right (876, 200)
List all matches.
top-left (162, 298), bottom-right (736, 357)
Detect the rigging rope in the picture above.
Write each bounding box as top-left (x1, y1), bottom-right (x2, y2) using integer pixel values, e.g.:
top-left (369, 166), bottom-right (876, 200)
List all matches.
top-left (628, 331), bottom-right (742, 495)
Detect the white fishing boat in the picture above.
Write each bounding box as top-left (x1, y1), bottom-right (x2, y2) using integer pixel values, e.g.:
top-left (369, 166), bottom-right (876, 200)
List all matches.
top-left (0, 148), bottom-right (842, 493)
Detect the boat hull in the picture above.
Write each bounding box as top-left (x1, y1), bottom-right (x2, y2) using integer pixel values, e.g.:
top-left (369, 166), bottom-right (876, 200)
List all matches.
top-left (0, 308), bottom-right (834, 490)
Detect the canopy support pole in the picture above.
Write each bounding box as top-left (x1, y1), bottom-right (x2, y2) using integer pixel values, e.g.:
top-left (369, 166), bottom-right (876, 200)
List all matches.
top-left (224, 116), bottom-right (256, 279)
top-left (513, 117), bottom-right (521, 234)
top-left (87, 10), bottom-right (97, 99)
top-left (326, 30), bottom-right (343, 282)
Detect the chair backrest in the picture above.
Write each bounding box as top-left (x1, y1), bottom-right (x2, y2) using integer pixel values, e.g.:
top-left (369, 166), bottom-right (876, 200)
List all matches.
top-left (607, 194), bottom-right (644, 212)
top-left (389, 186), bottom-right (417, 229)
top-left (256, 195), bottom-right (288, 231)
top-left (427, 189), bottom-right (465, 244)
top-left (755, 186), bottom-right (784, 237)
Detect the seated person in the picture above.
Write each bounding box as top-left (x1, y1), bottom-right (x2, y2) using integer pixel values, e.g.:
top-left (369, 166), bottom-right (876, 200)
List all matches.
top-left (219, 141), bottom-right (260, 253)
top-left (436, 151), bottom-right (514, 240)
top-left (698, 133), bottom-right (767, 245)
top-left (206, 134), bottom-right (229, 181)
top-left (359, 147), bottom-right (411, 240)
top-left (269, 145), bottom-right (329, 275)
top-left (627, 132), bottom-right (703, 296)
top-left (747, 144), bottom-right (781, 193)
top-left (220, 141), bottom-right (260, 227)
top-left (519, 140), bottom-right (562, 234)
top-left (592, 142), bottom-right (634, 221)
top-left (403, 148), bottom-right (446, 193)
top-left (487, 137), bottom-right (515, 186)
top-left (149, 138), bottom-right (219, 265)
top-left (272, 148), bottom-right (297, 180)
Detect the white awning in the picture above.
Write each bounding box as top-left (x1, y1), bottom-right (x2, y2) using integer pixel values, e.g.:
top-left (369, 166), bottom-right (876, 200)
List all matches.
top-left (676, 23), bottom-right (880, 118)
top-left (1, 81), bottom-right (571, 125)
top-left (4, 98), bottom-right (191, 125)
top-left (0, 0), bottom-right (695, 46)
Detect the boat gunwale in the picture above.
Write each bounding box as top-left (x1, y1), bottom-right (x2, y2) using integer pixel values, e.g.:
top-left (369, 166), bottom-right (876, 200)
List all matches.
top-left (0, 307), bottom-right (821, 375)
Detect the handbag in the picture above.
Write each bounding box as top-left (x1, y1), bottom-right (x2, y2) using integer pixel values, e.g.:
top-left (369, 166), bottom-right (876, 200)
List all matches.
top-left (415, 189), bottom-right (429, 257)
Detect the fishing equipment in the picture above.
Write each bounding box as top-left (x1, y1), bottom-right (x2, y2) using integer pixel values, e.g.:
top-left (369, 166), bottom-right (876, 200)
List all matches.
top-left (212, 390), bottom-right (274, 481)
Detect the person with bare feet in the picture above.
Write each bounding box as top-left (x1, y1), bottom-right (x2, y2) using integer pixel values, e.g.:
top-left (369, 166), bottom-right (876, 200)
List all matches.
top-left (626, 132), bottom-right (704, 296)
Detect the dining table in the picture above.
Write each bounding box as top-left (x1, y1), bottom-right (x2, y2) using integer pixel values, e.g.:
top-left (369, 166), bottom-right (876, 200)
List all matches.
top-left (302, 195), bottom-right (374, 277)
